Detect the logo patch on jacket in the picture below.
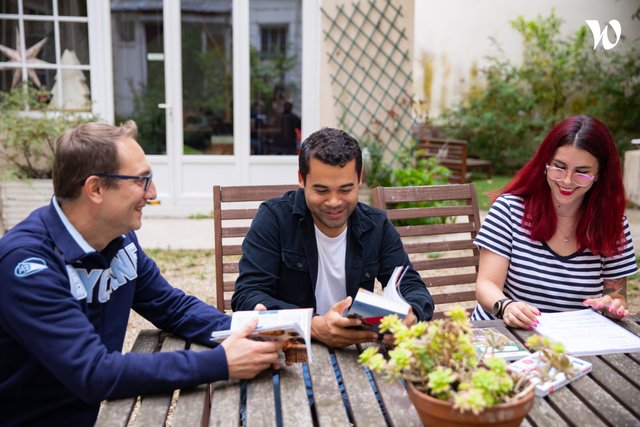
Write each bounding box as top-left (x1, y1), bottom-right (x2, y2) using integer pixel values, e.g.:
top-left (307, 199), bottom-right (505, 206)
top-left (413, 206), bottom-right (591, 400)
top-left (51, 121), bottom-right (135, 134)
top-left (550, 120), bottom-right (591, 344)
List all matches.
top-left (14, 257), bottom-right (48, 277)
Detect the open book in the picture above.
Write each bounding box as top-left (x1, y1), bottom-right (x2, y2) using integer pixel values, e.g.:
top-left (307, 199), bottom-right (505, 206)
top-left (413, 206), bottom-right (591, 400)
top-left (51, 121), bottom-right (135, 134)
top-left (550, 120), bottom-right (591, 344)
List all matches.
top-left (533, 309), bottom-right (640, 356)
top-left (210, 308), bottom-right (313, 363)
top-left (508, 351), bottom-right (592, 396)
top-left (346, 265), bottom-right (411, 329)
top-left (471, 327), bottom-right (530, 361)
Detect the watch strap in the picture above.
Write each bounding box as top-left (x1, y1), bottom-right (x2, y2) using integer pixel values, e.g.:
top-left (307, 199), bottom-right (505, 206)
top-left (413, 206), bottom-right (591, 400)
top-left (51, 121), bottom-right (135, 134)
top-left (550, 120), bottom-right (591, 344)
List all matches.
top-left (499, 299), bottom-right (516, 319)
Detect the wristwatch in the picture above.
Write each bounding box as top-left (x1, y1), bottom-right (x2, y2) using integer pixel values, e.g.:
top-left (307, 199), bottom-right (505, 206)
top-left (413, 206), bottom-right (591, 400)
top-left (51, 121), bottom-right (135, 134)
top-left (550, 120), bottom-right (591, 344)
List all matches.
top-left (492, 298), bottom-right (513, 319)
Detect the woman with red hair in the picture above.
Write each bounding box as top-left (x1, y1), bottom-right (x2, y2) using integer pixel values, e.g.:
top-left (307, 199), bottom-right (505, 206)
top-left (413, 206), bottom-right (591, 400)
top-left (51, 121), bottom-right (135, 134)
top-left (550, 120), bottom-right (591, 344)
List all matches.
top-left (472, 115), bottom-right (638, 328)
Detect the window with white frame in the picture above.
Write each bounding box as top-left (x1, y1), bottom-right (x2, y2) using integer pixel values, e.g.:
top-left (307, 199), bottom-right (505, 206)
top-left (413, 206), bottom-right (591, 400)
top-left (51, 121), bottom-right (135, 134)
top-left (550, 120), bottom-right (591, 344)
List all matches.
top-left (0, 0), bottom-right (91, 111)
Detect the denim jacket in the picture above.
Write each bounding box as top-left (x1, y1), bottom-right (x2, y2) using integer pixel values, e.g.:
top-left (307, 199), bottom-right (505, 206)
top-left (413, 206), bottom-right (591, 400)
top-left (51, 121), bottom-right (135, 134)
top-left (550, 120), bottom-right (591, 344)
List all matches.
top-left (232, 189), bottom-right (434, 321)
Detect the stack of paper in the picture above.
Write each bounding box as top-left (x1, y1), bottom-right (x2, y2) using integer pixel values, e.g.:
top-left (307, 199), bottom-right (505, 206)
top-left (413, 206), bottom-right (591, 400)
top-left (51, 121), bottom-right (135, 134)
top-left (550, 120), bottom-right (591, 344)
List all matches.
top-left (533, 309), bottom-right (640, 356)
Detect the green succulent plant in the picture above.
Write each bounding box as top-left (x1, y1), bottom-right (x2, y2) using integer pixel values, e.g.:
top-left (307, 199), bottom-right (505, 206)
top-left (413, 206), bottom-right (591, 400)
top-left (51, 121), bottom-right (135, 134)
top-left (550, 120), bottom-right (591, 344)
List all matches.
top-left (359, 306), bottom-right (573, 415)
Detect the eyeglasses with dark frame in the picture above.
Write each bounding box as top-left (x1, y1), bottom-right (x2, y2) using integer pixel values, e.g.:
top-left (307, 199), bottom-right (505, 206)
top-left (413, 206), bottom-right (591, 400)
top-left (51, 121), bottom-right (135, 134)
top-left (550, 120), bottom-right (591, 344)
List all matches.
top-left (545, 165), bottom-right (595, 187)
top-left (94, 173), bottom-right (153, 192)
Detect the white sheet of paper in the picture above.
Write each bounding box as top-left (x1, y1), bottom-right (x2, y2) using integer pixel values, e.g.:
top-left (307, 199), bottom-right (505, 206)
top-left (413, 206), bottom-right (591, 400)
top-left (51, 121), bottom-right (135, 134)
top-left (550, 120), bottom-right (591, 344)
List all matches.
top-left (533, 309), bottom-right (640, 356)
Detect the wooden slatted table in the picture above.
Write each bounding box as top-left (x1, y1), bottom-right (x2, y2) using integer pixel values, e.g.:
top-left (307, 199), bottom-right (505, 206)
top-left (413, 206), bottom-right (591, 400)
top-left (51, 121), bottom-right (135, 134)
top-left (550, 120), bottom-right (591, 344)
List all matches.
top-left (96, 315), bottom-right (640, 426)
top-left (95, 333), bottom-right (421, 427)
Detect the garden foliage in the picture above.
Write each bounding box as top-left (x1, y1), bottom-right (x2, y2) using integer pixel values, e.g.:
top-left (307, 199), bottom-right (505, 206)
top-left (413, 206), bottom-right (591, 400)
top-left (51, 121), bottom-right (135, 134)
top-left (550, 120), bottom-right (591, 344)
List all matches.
top-left (440, 11), bottom-right (640, 173)
top-left (0, 85), bottom-right (94, 179)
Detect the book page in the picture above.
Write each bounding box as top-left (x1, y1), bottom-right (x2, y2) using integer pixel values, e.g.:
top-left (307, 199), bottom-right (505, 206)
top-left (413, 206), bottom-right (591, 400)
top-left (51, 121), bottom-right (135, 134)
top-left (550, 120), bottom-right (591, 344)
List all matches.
top-left (383, 265), bottom-right (410, 306)
top-left (534, 309), bottom-right (640, 356)
top-left (210, 308), bottom-right (313, 363)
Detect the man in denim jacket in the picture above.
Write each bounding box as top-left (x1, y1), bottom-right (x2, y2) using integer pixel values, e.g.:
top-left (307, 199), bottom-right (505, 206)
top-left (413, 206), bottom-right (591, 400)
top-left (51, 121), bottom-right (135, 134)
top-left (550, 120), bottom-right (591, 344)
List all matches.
top-left (232, 128), bottom-right (434, 347)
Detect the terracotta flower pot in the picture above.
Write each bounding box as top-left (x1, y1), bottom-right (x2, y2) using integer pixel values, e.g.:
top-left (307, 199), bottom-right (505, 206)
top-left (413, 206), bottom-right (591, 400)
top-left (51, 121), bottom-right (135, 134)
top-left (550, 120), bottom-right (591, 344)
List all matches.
top-left (407, 382), bottom-right (535, 427)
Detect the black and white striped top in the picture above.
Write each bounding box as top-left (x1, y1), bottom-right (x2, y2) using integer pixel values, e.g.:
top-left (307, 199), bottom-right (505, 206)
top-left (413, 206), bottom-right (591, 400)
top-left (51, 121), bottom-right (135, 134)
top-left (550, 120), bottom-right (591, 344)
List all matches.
top-left (471, 194), bottom-right (638, 320)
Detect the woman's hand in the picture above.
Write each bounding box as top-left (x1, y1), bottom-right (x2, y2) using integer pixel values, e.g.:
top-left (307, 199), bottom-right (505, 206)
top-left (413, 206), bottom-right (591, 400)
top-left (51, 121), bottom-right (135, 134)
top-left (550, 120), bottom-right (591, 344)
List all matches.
top-left (584, 278), bottom-right (629, 319)
top-left (502, 301), bottom-right (540, 329)
top-left (583, 295), bottom-right (628, 319)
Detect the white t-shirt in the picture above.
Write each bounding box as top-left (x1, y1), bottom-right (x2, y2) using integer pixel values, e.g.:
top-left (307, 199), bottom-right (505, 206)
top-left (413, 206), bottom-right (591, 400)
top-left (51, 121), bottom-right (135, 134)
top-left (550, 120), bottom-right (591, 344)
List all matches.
top-left (314, 225), bottom-right (348, 314)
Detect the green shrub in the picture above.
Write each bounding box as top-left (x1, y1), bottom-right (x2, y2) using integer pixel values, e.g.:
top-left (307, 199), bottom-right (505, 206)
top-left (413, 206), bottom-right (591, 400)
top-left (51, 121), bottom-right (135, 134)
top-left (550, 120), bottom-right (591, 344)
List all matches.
top-left (439, 10), bottom-right (640, 173)
top-left (0, 85), bottom-right (95, 179)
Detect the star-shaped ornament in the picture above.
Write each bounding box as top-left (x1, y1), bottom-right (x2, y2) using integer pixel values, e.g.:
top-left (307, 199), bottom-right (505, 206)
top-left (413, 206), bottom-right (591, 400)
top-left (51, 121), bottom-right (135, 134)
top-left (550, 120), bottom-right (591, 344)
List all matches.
top-left (0, 27), bottom-right (50, 88)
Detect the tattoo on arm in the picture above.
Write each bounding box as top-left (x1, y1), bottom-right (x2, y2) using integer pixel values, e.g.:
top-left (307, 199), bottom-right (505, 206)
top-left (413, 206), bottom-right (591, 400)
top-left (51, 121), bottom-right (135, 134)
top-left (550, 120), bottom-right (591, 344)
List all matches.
top-left (603, 278), bottom-right (627, 300)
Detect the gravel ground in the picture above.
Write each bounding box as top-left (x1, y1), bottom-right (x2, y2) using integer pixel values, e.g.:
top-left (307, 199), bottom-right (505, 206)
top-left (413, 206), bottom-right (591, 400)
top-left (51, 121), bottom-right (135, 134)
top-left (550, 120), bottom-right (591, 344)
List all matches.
top-left (123, 249), bottom-right (216, 353)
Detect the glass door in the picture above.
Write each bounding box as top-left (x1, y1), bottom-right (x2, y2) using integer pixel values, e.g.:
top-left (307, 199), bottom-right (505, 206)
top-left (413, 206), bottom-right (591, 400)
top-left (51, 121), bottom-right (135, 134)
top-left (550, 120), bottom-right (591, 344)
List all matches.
top-left (181, 2), bottom-right (234, 155)
top-left (111, 2), bottom-right (166, 155)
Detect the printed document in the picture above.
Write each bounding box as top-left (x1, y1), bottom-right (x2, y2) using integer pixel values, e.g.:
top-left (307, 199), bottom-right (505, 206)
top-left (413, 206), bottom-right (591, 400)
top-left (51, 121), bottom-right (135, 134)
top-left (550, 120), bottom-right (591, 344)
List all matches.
top-left (533, 309), bottom-right (640, 356)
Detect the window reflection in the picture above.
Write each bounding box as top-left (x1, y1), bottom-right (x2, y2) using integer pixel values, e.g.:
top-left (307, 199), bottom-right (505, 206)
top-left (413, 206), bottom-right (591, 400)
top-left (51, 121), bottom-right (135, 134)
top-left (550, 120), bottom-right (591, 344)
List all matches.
top-left (250, 0), bottom-right (302, 155)
top-left (181, 2), bottom-right (233, 155)
top-left (111, 5), bottom-right (166, 154)
top-left (0, 2), bottom-right (91, 111)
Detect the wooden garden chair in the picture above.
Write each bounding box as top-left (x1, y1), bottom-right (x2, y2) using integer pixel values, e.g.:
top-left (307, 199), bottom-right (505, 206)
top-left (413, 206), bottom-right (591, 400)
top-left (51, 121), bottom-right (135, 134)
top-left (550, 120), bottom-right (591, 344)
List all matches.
top-left (213, 184), bottom-right (299, 312)
top-left (372, 183), bottom-right (482, 319)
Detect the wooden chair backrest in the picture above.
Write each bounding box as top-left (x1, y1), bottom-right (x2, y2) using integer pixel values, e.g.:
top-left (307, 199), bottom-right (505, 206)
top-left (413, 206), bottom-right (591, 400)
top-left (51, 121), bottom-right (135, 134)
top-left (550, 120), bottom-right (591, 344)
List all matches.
top-left (417, 137), bottom-right (469, 184)
top-left (213, 184), bottom-right (299, 312)
top-left (372, 184), bottom-right (482, 319)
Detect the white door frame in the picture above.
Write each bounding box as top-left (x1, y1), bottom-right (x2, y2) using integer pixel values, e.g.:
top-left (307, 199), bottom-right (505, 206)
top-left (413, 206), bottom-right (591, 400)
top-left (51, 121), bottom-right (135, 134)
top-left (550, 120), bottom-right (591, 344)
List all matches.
top-left (97, 1), bottom-right (321, 217)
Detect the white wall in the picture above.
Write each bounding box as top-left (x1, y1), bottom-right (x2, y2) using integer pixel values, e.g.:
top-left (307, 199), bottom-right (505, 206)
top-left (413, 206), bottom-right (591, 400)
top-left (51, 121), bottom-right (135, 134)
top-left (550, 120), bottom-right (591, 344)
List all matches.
top-left (414, 0), bottom-right (640, 117)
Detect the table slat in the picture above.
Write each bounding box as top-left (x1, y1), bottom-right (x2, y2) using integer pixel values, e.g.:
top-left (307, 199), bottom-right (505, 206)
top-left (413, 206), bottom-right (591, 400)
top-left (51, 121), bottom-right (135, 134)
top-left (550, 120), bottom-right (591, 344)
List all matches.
top-left (526, 396), bottom-right (569, 426)
top-left (570, 375), bottom-right (638, 426)
top-left (601, 353), bottom-right (640, 386)
top-left (308, 343), bottom-right (350, 426)
top-left (132, 335), bottom-right (188, 427)
top-left (334, 345), bottom-right (386, 426)
top-left (94, 329), bottom-right (161, 427)
top-left (360, 343), bottom-right (421, 427)
top-left (173, 343), bottom-right (211, 426)
top-left (279, 363), bottom-right (314, 427)
top-left (209, 380), bottom-right (241, 427)
top-left (546, 385), bottom-right (606, 427)
top-left (246, 369), bottom-right (276, 426)
top-left (583, 355), bottom-right (640, 418)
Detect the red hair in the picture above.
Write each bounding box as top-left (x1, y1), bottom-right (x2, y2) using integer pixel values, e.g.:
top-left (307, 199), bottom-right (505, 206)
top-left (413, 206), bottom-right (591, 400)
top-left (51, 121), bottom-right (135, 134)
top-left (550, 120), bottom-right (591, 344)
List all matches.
top-left (499, 116), bottom-right (625, 257)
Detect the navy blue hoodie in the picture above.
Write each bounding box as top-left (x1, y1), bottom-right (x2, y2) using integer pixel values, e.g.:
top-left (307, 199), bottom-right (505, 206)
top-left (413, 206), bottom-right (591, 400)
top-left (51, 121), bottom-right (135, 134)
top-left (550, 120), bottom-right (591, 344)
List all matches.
top-left (0, 200), bottom-right (231, 426)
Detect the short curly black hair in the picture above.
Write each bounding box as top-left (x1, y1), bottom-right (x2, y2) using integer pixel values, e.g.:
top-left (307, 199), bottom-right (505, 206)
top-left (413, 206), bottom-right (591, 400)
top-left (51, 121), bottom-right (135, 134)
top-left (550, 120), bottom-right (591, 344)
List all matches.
top-left (298, 127), bottom-right (362, 183)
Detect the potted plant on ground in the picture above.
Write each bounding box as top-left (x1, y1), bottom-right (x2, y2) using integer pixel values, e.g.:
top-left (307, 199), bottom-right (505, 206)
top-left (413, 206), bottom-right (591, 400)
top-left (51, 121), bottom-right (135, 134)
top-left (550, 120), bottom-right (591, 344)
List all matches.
top-left (359, 306), bottom-right (576, 427)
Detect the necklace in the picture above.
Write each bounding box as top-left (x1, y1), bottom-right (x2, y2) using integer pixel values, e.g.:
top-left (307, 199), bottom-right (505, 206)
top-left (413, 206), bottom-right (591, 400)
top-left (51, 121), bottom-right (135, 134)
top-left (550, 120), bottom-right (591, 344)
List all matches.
top-left (561, 221), bottom-right (578, 242)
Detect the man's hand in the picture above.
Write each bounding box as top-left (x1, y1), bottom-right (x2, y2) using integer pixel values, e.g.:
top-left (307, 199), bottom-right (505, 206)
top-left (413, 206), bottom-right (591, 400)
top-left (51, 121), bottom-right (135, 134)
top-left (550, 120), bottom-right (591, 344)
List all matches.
top-left (311, 297), bottom-right (378, 348)
top-left (254, 303), bottom-right (267, 311)
top-left (221, 318), bottom-right (282, 379)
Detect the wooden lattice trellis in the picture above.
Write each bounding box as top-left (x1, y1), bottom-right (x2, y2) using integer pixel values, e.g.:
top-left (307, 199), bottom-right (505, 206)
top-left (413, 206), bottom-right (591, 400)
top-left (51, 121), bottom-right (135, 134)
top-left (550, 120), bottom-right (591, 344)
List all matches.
top-left (322, 0), bottom-right (414, 162)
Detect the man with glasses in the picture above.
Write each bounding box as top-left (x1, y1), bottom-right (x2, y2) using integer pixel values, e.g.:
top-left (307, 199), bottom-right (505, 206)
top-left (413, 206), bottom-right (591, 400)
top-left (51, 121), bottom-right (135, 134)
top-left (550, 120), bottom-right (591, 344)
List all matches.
top-left (0, 121), bottom-right (281, 426)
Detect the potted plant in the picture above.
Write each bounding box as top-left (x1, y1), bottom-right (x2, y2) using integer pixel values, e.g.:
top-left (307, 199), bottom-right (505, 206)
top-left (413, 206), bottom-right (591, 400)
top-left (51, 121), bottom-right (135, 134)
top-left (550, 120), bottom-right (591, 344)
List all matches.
top-left (359, 306), bottom-right (576, 427)
top-left (0, 84), bottom-right (94, 231)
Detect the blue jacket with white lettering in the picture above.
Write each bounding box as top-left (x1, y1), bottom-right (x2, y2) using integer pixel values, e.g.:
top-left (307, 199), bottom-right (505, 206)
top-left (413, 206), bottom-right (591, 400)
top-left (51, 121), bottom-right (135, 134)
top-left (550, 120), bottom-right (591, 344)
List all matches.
top-left (0, 201), bottom-right (231, 427)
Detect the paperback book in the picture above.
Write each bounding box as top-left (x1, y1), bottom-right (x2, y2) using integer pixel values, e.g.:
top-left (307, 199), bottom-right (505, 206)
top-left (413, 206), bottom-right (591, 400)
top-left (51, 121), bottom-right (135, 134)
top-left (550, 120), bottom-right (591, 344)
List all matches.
top-left (471, 327), bottom-right (530, 361)
top-left (345, 265), bottom-right (411, 329)
top-left (210, 308), bottom-right (312, 363)
top-left (508, 351), bottom-right (592, 397)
